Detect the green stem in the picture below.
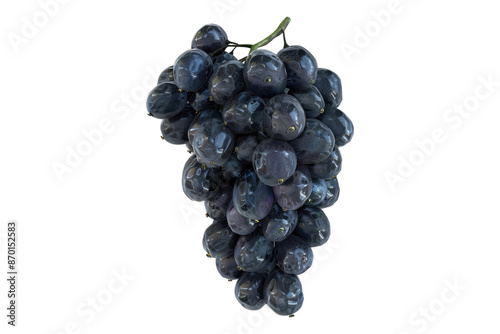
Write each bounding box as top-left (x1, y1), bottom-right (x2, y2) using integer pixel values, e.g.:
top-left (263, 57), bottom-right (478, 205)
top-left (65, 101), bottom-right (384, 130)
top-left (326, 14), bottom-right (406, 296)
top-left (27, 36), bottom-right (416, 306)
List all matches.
top-left (249, 17), bottom-right (291, 54)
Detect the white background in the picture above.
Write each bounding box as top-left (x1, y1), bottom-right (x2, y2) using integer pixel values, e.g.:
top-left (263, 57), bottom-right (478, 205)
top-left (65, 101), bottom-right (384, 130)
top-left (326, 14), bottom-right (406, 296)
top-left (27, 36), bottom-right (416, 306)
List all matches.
top-left (1, 0), bottom-right (499, 333)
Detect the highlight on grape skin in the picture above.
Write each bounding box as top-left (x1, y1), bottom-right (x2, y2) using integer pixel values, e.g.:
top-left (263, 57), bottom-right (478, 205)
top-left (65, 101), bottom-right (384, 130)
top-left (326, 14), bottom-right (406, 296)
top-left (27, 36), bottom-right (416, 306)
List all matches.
top-left (145, 17), bottom-right (354, 317)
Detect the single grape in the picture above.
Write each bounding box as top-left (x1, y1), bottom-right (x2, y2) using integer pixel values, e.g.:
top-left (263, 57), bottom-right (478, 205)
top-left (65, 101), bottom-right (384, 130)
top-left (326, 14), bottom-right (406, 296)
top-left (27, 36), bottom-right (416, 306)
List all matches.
top-left (273, 163), bottom-right (312, 211)
top-left (275, 235), bottom-right (313, 275)
top-left (226, 200), bottom-right (259, 235)
top-left (216, 256), bottom-right (243, 280)
top-left (264, 269), bottom-right (304, 316)
top-left (294, 207), bottom-right (330, 247)
top-left (187, 109), bottom-right (221, 145)
top-left (189, 85), bottom-right (218, 112)
top-left (146, 82), bottom-right (187, 119)
top-left (181, 154), bottom-right (220, 202)
top-left (174, 49), bottom-right (213, 92)
top-left (234, 134), bottom-right (261, 163)
top-left (263, 94), bottom-right (306, 141)
top-left (208, 60), bottom-right (245, 105)
top-left (243, 49), bottom-right (287, 98)
top-left (193, 118), bottom-right (235, 167)
top-left (260, 203), bottom-right (298, 242)
top-left (306, 146), bottom-right (342, 179)
top-left (305, 178), bottom-right (327, 206)
top-left (233, 169), bottom-right (274, 220)
top-left (289, 85), bottom-right (325, 118)
top-left (202, 220), bottom-right (239, 258)
top-left (277, 45), bottom-right (318, 90)
top-left (252, 138), bottom-right (297, 187)
top-left (317, 176), bottom-right (340, 209)
top-left (212, 51), bottom-right (238, 71)
top-left (235, 272), bottom-right (267, 310)
top-left (314, 68), bottom-right (342, 108)
top-left (191, 24), bottom-right (228, 55)
top-left (205, 184), bottom-right (232, 220)
top-left (222, 92), bottom-right (265, 134)
top-left (219, 154), bottom-right (248, 184)
top-left (317, 108), bottom-right (354, 147)
top-left (289, 118), bottom-right (335, 164)
top-left (160, 105), bottom-right (196, 145)
top-left (157, 65), bottom-right (174, 84)
top-left (234, 230), bottom-right (275, 273)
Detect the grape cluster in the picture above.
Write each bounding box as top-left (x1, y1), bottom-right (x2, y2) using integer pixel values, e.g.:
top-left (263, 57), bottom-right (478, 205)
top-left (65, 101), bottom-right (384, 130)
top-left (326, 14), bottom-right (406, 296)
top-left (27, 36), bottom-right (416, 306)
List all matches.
top-left (146, 19), bottom-right (354, 316)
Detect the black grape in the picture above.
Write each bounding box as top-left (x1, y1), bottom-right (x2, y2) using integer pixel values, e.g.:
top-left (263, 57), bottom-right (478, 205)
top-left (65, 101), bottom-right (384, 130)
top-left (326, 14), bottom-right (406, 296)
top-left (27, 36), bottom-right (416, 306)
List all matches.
top-left (317, 108), bottom-right (354, 147)
top-left (222, 92), bottom-right (265, 134)
top-left (146, 82), bottom-right (187, 119)
top-left (264, 269), bottom-right (304, 316)
top-left (294, 206), bottom-right (331, 247)
top-left (174, 49), bottom-right (213, 92)
top-left (191, 24), bottom-right (228, 55)
top-left (160, 105), bottom-right (196, 145)
top-left (235, 272), bottom-right (267, 310)
top-left (202, 220), bottom-right (239, 258)
top-left (181, 154), bottom-right (220, 202)
top-left (277, 45), bottom-right (317, 90)
top-left (243, 49), bottom-right (287, 98)
top-left (263, 94), bottom-right (306, 141)
top-left (273, 163), bottom-right (312, 211)
top-left (252, 138), bottom-right (297, 187)
top-left (314, 68), bottom-right (342, 108)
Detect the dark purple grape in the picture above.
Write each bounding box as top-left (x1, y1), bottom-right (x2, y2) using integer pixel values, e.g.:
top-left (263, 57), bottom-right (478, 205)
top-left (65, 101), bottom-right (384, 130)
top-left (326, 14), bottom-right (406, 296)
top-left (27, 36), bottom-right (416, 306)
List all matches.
top-left (252, 138), bottom-right (297, 187)
top-left (208, 60), bottom-right (245, 105)
top-left (289, 85), bottom-right (325, 118)
top-left (235, 272), bottom-right (267, 310)
top-left (191, 24), bottom-right (228, 55)
top-left (264, 269), bottom-right (304, 316)
top-left (219, 154), bottom-right (248, 184)
top-left (157, 65), bottom-right (174, 84)
top-left (234, 230), bottom-right (275, 273)
top-left (273, 163), bottom-right (312, 211)
top-left (306, 178), bottom-right (327, 206)
top-left (234, 134), bottom-right (260, 163)
top-left (203, 220), bottom-right (239, 258)
top-left (277, 45), bottom-right (318, 90)
top-left (317, 176), bottom-right (340, 209)
top-left (204, 184), bottom-right (232, 220)
top-left (216, 256), bottom-right (242, 280)
top-left (317, 108), bottom-right (354, 147)
top-left (314, 68), bottom-right (342, 108)
top-left (226, 200), bottom-right (259, 235)
top-left (289, 119), bottom-right (335, 164)
top-left (243, 49), bottom-right (287, 98)
top-left (275, 235), bottom-right (313, 275)
top-left (174, 49), bottom-right (213, 92)
top-left (222, 92), bottom-right (265, 134)
top-left (260, 203), bottom-right (298, 242)
top-left (306, 146), bottom-right (342, 179)
top-left (212, 51), bottom-right (238, 71)
top-left (187, 109), bottom-right (221, 145)
top-left (263, 94), bottom-right (306, 141)
top-left (233, 169), bottom-right (274, 220)
top-left (295, 207), bottom-right (330, 247)
top-left (181, 155), bottom-right (220, 202)
top-left (189, 85), bottom-right (218, 112)
top-left (160, 105), bottom-right (196, 145)
top-left (146, 82), bottom-right (187, 119)
top-left (193, 118), bottom-right (235, 167)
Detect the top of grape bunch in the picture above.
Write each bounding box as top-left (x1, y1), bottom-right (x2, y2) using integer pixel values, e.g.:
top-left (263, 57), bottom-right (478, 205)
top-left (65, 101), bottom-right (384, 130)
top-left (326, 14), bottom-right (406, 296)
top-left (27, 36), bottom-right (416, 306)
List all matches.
top-left (149, 16), bottom-right (351, 147)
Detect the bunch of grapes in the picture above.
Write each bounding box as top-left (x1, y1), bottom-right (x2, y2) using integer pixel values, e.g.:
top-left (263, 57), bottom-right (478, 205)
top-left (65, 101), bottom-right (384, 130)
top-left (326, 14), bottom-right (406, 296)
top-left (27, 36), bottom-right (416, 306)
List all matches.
top-left (146, 18), bottom-right (354, 316)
